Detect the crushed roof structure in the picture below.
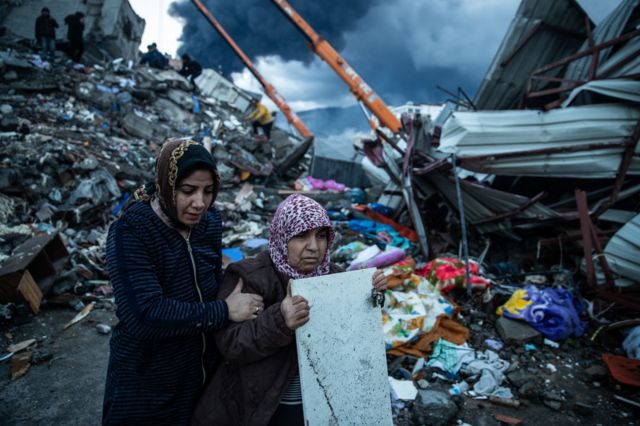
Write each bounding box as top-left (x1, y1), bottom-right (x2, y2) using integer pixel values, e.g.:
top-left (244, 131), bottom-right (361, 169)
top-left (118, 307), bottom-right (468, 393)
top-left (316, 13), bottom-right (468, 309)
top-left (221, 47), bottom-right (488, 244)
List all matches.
top-left (438, 103), bottom-right (640, 178)
top-left (604, 212), bottom-right (640, 287)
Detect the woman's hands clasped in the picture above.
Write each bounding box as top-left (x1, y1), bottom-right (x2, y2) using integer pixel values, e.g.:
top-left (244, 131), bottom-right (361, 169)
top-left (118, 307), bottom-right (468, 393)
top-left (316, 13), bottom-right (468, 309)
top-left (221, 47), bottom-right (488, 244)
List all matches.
top-left (280, 280), bottom-right (310, 330)
top-left (225, 279), bottom-right (264, 322)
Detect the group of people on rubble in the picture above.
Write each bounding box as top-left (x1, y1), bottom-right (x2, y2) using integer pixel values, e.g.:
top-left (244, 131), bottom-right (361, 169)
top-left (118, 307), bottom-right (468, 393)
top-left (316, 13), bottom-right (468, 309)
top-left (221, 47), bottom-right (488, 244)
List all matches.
top-left (139, 43), bottom-right (203, 90)
top-left (101, 137), bottom-right (388, 425)
top-left (35, 7), bottom-right (84, 63)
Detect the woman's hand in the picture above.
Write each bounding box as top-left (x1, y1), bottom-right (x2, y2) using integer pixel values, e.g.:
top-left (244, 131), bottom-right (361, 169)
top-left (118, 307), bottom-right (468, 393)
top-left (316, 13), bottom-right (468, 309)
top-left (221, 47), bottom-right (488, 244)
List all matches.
top-left (372, 269), bottom-right (388, 291)
top-left (225, 279), bottom-right (264, 322)
top-left (280, 280), bottom-right (310, 330)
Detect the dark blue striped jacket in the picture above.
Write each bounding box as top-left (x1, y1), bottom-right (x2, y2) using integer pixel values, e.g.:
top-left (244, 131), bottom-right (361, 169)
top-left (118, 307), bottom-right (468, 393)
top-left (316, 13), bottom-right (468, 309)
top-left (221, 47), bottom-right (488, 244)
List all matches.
top-left (102, 202), bottom-right (228, 425)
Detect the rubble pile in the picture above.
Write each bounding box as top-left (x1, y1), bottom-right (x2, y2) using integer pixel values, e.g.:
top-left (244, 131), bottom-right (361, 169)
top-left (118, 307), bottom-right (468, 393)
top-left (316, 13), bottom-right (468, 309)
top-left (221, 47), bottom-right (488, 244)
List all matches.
top-left (0, 33), bottom-right (313, 319)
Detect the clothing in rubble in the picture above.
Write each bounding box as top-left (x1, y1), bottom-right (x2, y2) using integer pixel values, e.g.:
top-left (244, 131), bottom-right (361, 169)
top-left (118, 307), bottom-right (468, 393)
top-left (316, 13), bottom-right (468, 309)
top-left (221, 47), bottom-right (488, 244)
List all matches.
top-left (35, 8), bottom-right (58, 62)
top-left (102, 139), bottom-right (229, 426)
top-left (64, 12), bottom-right (84, 62)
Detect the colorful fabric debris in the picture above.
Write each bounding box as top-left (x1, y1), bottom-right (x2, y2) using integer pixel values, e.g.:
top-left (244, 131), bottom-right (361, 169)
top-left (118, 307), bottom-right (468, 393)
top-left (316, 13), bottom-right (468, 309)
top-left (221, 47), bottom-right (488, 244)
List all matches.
top-left (383, 259), bottom-right (417, 290)
top-left (387, 316), bottom-right (468, 358)
top-left (348, 246), bottom-right (406, 271)
top-left (416, 257), bottom-right (492, 293)
top-left (382, 276), bottom-right (455, 349)
top-left (496, 285), bottom-right (586, 341)
top-left (294, 176), bottom-right (347, 192)
top-left (348, 219), bottom-right (412, 250)
top-left (332, 241), bottom-right (369, 263)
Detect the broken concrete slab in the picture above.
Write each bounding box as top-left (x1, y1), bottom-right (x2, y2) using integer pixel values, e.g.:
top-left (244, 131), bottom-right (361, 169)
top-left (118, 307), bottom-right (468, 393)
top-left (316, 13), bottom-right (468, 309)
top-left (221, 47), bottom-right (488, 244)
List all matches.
top-left (412, 389), bottom-right (458, 426)
top-left (496, 316), bottom-right (542, 344)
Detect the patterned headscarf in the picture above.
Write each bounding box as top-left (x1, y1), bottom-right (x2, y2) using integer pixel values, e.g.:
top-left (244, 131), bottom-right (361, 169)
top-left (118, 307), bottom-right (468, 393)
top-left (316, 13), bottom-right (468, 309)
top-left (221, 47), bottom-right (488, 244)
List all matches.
top-left (268, 194), bottom-right (335, 279)
top-left (132, 138), bottom-right (220, 227)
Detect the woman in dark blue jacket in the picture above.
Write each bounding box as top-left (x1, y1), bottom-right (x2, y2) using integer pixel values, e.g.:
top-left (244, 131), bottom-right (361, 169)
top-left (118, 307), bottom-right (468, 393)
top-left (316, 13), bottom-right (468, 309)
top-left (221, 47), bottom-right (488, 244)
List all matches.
top-left (102, 139), bottom-right (263, 425)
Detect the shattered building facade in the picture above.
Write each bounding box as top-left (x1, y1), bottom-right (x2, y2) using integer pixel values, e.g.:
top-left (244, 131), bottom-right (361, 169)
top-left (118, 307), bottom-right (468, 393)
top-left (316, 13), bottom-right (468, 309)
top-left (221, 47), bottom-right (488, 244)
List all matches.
top-left (1, 0), bottom-right (145, 61)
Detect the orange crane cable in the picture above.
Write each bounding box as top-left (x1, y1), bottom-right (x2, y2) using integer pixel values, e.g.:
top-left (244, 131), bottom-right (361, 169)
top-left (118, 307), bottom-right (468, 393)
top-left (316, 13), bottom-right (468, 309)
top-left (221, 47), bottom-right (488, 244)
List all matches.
top-left (271, 0), bottom-right (402, 135)
top-left (190, 0), bottom-right (313, 139)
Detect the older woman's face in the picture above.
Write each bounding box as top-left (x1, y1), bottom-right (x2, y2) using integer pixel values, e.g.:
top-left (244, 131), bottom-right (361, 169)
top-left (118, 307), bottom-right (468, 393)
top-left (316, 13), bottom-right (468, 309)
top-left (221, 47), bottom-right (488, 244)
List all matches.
top-left (287, 228), bottom-right (329, 273)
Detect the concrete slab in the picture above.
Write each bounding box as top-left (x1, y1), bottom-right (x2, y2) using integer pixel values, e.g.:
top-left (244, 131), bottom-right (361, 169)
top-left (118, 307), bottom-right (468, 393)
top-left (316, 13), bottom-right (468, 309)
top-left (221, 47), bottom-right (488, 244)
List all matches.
top-left (496, 316), bottom-right (542, 344)
top-left (292, 268), bottom-right (392, 426)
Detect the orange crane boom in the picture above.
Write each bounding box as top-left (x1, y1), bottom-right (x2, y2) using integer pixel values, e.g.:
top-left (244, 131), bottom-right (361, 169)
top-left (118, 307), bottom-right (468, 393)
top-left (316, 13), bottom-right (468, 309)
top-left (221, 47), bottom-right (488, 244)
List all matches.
top-left (191, 0), bottom-right (313, 140)
top-left (271, 0), bottom-right (402, 134)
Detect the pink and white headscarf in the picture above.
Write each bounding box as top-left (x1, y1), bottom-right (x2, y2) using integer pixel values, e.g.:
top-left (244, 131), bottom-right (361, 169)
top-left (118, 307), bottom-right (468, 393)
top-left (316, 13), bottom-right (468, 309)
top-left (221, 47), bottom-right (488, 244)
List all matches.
top-left (268, 194), bottom-right (335, 279)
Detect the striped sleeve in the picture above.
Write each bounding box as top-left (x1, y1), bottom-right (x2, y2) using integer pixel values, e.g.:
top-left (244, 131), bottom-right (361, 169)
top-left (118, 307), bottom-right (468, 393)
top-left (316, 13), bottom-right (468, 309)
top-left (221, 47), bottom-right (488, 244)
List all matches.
top-left (107, 219), bottom-right (228, 339)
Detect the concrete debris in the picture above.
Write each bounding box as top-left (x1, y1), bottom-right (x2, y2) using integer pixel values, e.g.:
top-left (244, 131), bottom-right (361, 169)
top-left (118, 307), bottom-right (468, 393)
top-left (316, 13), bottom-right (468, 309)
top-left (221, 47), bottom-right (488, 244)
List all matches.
top-left (495, 317), bottom-right (542, 345)
top-left (411, 389), bottom-right (458, 426)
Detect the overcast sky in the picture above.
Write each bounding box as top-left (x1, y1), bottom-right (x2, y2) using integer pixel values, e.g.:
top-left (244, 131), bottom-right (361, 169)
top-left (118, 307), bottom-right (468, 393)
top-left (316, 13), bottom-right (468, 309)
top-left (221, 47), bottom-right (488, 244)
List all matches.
top-left (130, 0), bottom-right (623, 112)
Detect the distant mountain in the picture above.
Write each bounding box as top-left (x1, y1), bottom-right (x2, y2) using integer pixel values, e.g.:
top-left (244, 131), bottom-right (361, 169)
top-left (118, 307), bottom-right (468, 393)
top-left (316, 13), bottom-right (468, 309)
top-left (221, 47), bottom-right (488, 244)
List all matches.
top-left (276, 104), bottom-right (369, 138)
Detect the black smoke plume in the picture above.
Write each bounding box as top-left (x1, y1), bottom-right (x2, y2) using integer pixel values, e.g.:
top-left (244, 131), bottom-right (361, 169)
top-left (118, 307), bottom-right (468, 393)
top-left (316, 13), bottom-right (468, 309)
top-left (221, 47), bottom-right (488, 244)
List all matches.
top-left (169, 0), bottom-right (381, 75)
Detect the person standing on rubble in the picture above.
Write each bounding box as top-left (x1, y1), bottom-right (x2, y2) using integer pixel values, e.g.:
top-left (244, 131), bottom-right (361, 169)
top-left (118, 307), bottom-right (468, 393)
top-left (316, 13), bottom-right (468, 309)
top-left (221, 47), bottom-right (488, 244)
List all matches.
top-left (179, 53), bottom-right (203, 88)
top-left (102, 138), bottom-right (264, 425)
top-left (191, 194), bottom-right (388, 426)
top-left (139, 42), bottom-right (169, 70)
top-left (246, 99), bottom-right (275, 140)
top-left (35, 7), bottom-right (58, 63)
top-left (64, 11), bottom-right (85, 62)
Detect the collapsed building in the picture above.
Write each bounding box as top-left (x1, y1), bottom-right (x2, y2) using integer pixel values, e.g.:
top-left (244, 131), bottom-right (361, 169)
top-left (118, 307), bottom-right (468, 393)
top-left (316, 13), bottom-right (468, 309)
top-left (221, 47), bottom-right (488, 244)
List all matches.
top-left (1, 0), bottom-right (145, 62)
top-left (369, 0), bottom-right (640, 309)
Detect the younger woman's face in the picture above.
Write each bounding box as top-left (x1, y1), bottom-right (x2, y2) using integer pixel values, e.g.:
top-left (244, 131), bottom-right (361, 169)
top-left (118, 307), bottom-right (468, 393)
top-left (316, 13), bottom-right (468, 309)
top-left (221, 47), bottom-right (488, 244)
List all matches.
top-left (175, 170), bottom-right (214, 226)
top-left (286, 227), bottom-right (329, 273)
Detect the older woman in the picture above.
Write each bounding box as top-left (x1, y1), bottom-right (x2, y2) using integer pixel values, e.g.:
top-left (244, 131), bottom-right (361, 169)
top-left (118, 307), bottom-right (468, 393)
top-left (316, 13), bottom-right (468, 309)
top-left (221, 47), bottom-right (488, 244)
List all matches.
top-left (102, 139), bottom-right (263, 425)
top-left (191, 194), bottom-right (387, 426)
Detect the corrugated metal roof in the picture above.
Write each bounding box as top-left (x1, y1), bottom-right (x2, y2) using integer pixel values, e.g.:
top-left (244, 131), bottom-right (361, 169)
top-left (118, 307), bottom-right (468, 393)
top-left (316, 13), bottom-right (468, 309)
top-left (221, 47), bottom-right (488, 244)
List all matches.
top-left (604, 212), bottom-right (640, 286)
top-left (426, 174), bottom-right (559, 230)
top-left (563, 0), bottom-right (640, 83)
top-left (473, 0), bottom-right (589, 110)
top-left (597, 35), bottom-right (640, 79)
top-left (438, 103), bottom-right (640, 178)
top-left (562, 79), bottom-right (640, 106)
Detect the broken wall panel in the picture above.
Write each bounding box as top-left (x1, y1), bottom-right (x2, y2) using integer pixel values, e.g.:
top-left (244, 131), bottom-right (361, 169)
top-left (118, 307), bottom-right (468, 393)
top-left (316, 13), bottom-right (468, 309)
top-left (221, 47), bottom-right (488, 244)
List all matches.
top-left (473, 0), bottom-right (589, 110)
top-left (196, 69), bottom-right (255, 113)
top-left (292, 269), bottom-right (392, 426)
top-left (0, 233), bottom-right (69, 313)
top-left (438, 103), bottom-right (640, 178)
top-left (1, 0), bottom-right (145, 61)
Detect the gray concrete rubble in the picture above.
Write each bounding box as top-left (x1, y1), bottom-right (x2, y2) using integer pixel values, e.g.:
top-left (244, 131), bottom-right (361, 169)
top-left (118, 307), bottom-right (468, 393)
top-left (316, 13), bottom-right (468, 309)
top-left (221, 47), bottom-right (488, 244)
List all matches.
top-left (1, 0), bottom-right (145, 61)
top-left (0, 35), bottom-right (313, 317)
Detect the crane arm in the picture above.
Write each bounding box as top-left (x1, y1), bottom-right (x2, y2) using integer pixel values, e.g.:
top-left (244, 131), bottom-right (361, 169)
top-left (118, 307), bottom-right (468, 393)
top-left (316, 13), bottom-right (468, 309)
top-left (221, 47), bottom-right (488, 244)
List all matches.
top-left (191, 0), bottom-right (313, 140)
top-left (271, 0), bottom-right (402, 134)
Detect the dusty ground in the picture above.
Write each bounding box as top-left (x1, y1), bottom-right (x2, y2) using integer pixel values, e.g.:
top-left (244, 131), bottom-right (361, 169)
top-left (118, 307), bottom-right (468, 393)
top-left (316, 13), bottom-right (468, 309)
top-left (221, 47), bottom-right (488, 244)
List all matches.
top-left (0, 307), bottom-right (116, 426)
top-left (1, 305), bottom-right (639, 426)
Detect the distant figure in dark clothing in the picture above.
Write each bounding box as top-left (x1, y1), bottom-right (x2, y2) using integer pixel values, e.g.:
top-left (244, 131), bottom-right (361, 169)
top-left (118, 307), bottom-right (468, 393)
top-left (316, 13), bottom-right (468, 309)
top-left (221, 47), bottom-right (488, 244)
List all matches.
top-left (64, 12), bottom-right (85, 62)
top-left (35, 7), bottom-right (58, 62)
top-left (139, 43), bottom-right (168, 70)
top-left (179, 53), bottom-right (203, 87)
